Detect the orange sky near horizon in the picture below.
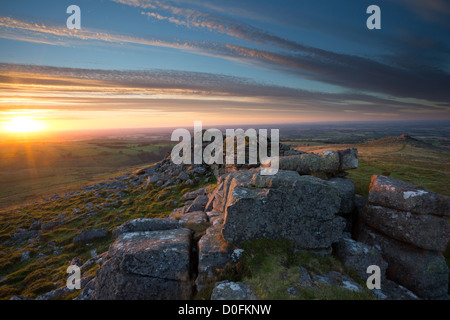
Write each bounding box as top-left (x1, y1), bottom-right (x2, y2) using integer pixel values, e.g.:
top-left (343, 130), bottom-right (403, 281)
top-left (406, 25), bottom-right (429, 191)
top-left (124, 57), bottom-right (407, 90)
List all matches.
top-left (0, 108), bottom-right (343, 134)
top-left (0, 66), bottom-right (446, 136)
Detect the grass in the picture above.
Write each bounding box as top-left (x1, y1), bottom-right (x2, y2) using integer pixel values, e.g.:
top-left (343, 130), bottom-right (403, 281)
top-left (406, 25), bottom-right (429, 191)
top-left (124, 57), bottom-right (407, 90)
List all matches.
top-left (0, 169), bottom-right (215, 300)
top-left (286, 138), bottom-right (450, 295)
top-left (289, 141), bottom-right (450, 197)
top-left (349, 144), bottom-right (450, 197)
top-left (1, 133), bottom-right (449, 300)
top-left (198, 239), bottom-right (376, 300)
top-left (0, 139), bottom-right (174, 211)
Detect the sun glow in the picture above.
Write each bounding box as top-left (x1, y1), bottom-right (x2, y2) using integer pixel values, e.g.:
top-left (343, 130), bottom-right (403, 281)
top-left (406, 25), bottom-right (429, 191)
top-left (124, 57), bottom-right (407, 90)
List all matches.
top-left (3, 117), bottom-right (46, 133)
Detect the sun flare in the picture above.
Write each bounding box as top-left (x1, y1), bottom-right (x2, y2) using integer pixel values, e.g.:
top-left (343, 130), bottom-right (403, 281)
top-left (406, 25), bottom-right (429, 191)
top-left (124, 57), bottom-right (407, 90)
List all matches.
top-left (3, 117), bottom-right (46, 133)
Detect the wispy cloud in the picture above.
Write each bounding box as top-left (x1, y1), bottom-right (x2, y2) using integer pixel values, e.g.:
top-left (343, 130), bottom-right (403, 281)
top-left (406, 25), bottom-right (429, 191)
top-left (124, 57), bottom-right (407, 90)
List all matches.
top-left (135, 0), bottom-right (312, 52)
top-left (0, 63), bottom-right (447, 121)
top-left (0, 16), bottom-right (195, 51)
top-left (114, 1), bottom-right (450, 102)
top-left (1, 5), bottom-right (449, 105)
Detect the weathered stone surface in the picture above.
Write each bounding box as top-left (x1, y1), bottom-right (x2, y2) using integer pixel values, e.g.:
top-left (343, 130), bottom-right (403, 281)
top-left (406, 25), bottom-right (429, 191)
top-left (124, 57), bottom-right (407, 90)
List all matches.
top-left (112, 218), bottom-right (180, 238)
top-left (75, 278), bottom-right (95, 300)
top-left (220, 170), bottom-right (346, 249)
top-left (327, 177), bottom-right (355, 215)
top-left (208, 212), bottom-right (225, 226)
top-left (197, 224), bottom-right (232, 290)
top-left (338, 148), bottom-right (358, 170)
top-left (210, 281), bottom-right (258, 300)
top-left (92, 228), bottom-right (193, 300)
top-left (296, 266), bottom-right (313, 288)
top-left (372, 279), bottom-right (420, 300)
top-left (37, 276), bottom-right (93, 300)
top-left (10, 296), bottom-right (32, 300)
top-left (114, 229), bottom-right (192, 280)
top-left (277, 148), bottom-right (358, 175)
top-left (73, 228), bottom-right (108, 244)
top-left (245, 169), bottom-right (306, 189)
top-left (41, 220), bottom-right (63, 231)
top-left (358, 225), bottom-right (449, 299)
top-left (20, 251), bottom-right (30, 261)
top-left (178, 171), bottom-right (189, 182)
top-left (10, 230), bottom-right (40, 242)
top-left (177, 211), bottom-right (209, 225)
top-left (186, 195), bottom-right (209, 213)
top-left (146, 172), bottom-right (166, 184)
top-left (312, 271), bottom-right (363, 292)
top-left (278, 151), bottom-right (340, 175)
top-left (181, 188), bottom-right (206, 201)
top-left (169, 205), bottom-right (189, 219)
top-left (335, 237), bottom-right (388, 281)
top-left (368, 175), bottom-right (450, 216)
top-left (362, 205), bottom-right (450, 251)
top-left (205, 183), bottom-right (224, 212)
top-left (70, 257), bottom-right (83, 267)
top-left (29, 220), bottom-right (41, 230)
top-left (136, 164), bottom-right (159, 175)
top-left (95, 270), bottom-right (191, 300)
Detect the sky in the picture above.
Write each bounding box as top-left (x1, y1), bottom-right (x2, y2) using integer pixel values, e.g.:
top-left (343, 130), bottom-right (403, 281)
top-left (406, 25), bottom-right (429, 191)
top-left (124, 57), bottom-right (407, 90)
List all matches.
top-left (0, 0), bottom-right (450, 132)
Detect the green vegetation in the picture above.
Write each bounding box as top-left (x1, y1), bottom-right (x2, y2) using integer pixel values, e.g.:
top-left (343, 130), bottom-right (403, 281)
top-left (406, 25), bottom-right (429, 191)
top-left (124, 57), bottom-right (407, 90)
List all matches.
top-left (290, 140), bottom-right (450, 197)
top-left (0, 139), bottom-right (174, 210)
top-left (287, 136), bottom-right (450, 289)
top-left (348, 144), bottom-right (450, 197)
top-left (197, 239), bottom-right (376, 300)
top-left (0, 172), bottom-right (214, 300)
top-left (1, 127), bottom-right (449, 300)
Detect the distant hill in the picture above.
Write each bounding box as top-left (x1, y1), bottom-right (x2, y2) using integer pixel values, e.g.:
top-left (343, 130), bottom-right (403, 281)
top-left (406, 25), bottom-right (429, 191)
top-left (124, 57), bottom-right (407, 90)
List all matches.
top-left (362, 134), bottom-right (440, 150)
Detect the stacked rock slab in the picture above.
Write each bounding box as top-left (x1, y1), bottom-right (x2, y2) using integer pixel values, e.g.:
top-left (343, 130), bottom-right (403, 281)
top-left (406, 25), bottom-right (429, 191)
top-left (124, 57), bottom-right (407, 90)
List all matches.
top-left (212, 147), bottom-right (357, 178)
top-left (196, 221), bottom-right (232, 291)
top-left (278, 148), bottom-right (358, 176)
top-left (89, 219), bottom-right (194, 300)
top-left (211, 169), bottom-right (347, 251)
top-left (358, 175), bottom-right (450, 299)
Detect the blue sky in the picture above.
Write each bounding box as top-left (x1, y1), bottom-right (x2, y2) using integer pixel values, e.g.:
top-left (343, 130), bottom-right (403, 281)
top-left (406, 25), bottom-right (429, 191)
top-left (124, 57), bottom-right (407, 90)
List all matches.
top-left (0, 0), bottom-right (449, 130)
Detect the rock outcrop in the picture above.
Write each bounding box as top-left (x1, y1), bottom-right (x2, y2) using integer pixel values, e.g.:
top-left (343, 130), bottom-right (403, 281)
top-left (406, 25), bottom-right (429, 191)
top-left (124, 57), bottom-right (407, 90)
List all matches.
top-left (278, 148), bottom-right (358, 176)
top-left (75, 146), bottom-right (449, 301)
top-left (210, 281), bottom-right (258, 300)
top-left (73, 228), bottom-right (108, 244)
top-left (214, 169), bottom-right (347, 250)
top-left (196, 222), bottom-right (231, 290)
top-left (335, 236), bottom-right (388, 281)
top-left (358, 175), bottom-right (450, 299)
top-left (87, 219), bottom-right (194, 300)
top-left (367, 175), bottom-right (450, 216)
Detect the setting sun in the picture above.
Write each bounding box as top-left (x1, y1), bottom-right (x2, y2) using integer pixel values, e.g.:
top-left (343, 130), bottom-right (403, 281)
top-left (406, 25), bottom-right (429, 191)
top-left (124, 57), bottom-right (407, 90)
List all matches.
top-left (3, 117), bottom-right (46, 133)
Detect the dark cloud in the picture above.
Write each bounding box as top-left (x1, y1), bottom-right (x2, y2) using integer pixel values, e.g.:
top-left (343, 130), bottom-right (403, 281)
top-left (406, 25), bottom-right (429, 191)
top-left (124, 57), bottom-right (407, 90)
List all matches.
top-left (116, 0), bottom-right (450, 101)
top-left (198, 43), bottom-right (450, 102)
top-left (0, 63), bottom-right (446, 118)
top-left (1, 3), bottom-right (449, 116)
top-left (392, 0), bottom-right (450, 26)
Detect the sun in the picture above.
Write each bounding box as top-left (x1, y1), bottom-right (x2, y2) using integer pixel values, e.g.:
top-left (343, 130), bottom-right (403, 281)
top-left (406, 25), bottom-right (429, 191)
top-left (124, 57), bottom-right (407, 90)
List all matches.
top-left (3, 117), bottom-right (46, 133)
